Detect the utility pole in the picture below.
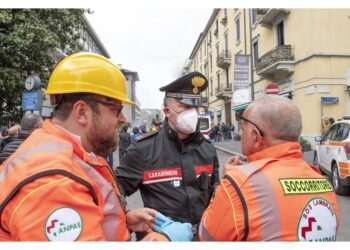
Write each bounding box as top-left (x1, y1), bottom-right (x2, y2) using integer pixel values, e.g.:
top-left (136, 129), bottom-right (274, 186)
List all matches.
top-left (248, 9), bottom-right (255, 101)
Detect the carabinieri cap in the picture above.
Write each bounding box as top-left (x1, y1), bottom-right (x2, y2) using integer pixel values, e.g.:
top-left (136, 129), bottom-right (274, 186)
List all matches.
top-left (159, 71), bottom-right (208, 106)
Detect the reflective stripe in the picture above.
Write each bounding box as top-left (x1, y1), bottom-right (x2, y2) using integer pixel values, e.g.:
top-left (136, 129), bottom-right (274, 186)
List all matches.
top-left (73, 155), bottom-right (122, 241)
top-left (198, 218), bottom-right (215, 241)
top-left (0, 141), bottom-right (72, 181)
top-left (240, 164), bottom-right (281, 241)
top-left (239, 164), bottom-right (258, 177)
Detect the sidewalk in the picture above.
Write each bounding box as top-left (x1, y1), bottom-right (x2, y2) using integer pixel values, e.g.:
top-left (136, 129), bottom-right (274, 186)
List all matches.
top-left (214, 140), bottom-right (314, 164)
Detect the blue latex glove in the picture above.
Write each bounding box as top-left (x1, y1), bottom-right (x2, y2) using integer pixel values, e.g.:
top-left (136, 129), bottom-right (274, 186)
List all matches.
top-left (154, 212), bottom-right (193, 241)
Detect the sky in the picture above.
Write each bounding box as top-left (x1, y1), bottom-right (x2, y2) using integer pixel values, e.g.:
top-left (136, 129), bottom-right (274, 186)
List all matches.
top-left (86, 8), bottom-right (213, 110)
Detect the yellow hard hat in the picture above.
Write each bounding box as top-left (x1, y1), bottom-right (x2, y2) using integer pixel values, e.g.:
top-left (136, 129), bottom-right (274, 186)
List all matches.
top-left (45, 52), bottom-right (134, 104)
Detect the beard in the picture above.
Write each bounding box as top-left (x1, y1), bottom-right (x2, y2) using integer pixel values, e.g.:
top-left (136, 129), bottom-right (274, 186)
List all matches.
top-left (87, 113), bottom-right (119, 158)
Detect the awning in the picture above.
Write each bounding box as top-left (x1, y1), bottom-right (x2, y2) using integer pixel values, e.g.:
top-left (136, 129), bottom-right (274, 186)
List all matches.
top-left (232, 103), bottom-right (250, 111)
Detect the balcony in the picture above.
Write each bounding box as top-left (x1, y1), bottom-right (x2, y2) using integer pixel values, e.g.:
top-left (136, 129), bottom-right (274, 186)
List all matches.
top-left (256, 45), bottom-right (294, 78)
top-left (258, 9), bottom-right (290, 27)
top-left (216, 50), bottom-right (231, 69)
top-left (215, 84), bottom-right (233, 100)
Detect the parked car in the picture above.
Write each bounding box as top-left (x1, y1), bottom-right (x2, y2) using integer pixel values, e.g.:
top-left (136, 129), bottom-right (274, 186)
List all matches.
top-left (199, 113), bottom-right (211, 140)
top-left (313, 119), bottom-right (350, 195)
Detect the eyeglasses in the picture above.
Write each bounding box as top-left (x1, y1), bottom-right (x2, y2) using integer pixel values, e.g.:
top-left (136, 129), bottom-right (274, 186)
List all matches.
top-left (91, 99), bottom-right (124, 117)
top-left (235, 112), bottom-right (264, 137)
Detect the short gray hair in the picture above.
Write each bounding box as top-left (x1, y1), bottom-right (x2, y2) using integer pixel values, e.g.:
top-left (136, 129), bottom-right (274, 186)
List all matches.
top-left (247, 95), bottom-right (302, 141)
top-left (20, 113), bottom-right (43, 131)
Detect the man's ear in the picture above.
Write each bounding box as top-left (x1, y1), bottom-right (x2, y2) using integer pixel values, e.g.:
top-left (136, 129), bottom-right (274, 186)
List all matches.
top-left (163, 107), bottom-right (170, 118)
top-left (72, 101), bottom-right (90, 126)
top-left (252, 127), bottom-right (264, 149)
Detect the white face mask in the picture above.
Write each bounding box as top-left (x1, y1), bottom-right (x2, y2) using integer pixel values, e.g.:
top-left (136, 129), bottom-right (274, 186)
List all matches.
top-left (172, 108), bottom-right (199, 134)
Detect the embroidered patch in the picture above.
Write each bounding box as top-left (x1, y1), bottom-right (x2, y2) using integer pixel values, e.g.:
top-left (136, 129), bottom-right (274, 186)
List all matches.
top-left (279, 178), bottom-right (333, 195)
top-left (297, 198), bottom-right (337, 241)
top-left (45, 207), bottom-right (82, 241)
top-left (143, 168), bottom-right (182, 184)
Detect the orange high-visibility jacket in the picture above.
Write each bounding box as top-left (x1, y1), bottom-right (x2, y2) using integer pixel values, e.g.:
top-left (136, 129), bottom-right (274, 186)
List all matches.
top-left (199, 142), bottom-right (340, 241)
top-left (0, 119), bottom-right (165, 241)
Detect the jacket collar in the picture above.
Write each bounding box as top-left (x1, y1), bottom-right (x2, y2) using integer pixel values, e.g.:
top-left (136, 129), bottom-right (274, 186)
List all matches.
top-left (41, 119), bottom-right (107, 167)
top-left (247, 141), bottom-right (303, 163)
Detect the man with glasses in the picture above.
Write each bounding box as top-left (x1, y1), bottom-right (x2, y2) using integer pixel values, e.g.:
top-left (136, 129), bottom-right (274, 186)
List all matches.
top-left (0, 53), bottom-right (192, 241)
top-left (116, 72), bottom-right (220, 240)
top-left (199, 95), bottom-right (340, 241)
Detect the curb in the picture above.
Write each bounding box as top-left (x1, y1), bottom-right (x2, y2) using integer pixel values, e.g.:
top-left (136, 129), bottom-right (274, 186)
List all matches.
top-left (214, 145), bottom-right (247, 161)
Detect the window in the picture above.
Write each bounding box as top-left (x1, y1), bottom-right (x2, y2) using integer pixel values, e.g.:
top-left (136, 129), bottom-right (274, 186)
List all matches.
top-left (235, 16), bottom-right (241, 42)
top-left (204, 39), bottom-right (207, 54)
top-left (276, 21), bottom-right (285, 46)
top-left (253, 40), bottom-right (259, 68)
top-left (251, 9), bottom-right (257, 25)
top-left (210, 78), bottom-right (213, 96)
top-left (333, 124), bottom-right (350, 141)
top-left (216, 44), bottom-right (220, 59)
top-left (200, 47), bottom-right (202, 60)
top-left (224, 33), bottom-right (228, 51)
top-left (209, 53), bottom-right (213, 72)
top-left (322, 124), bottom-right (340, 142)
top-left (216, 19), bottom-right (219, 33)
top-left (217, 73), bottom-right (221, 91)
top-left (224, 8), bottom-right (227, 17)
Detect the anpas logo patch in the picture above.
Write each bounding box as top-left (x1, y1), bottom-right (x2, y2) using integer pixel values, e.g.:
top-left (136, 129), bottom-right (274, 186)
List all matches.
top-left (45, 207), bottom-right (82, 241)
top-left (297, 198), bottom-right (337, 241)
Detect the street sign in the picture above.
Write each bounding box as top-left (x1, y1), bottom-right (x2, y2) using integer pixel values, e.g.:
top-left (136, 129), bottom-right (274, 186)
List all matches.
top-left (266, 83), bottom-right (280, 95)
top-left (22, 91), bottom-right (42, 111)
top-left (321, 97), bottom-right (339, 104)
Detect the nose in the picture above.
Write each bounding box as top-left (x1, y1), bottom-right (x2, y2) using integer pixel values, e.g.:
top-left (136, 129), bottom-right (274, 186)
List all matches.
top-left (118, 111), bottom-right (126, 124)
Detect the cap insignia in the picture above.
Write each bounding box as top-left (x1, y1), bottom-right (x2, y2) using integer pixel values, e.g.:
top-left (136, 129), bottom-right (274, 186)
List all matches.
top-left (192, 76), bottom-right (205, 94)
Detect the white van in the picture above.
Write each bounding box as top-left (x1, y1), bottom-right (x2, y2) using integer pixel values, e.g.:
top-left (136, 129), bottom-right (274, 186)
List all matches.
top-left (199, 113), bottom-right (211, 140)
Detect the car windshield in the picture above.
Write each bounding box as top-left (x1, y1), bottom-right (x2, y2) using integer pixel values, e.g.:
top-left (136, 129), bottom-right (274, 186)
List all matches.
top-left (199, 117), bottom-right (209, 130)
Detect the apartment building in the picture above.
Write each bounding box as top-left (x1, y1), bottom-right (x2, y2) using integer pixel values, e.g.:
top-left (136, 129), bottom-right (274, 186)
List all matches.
top-left (186, 8), bottom-right (350, 140)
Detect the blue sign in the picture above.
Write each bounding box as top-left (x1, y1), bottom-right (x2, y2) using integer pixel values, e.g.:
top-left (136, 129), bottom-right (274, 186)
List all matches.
top-left (321, 97), bottom-right (339, 104)
top-left (22, 91), bottom-right (42, 111)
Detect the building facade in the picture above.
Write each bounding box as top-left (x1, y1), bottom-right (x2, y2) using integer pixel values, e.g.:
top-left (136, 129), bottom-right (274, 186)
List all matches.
top-left (186, 8), bottom-right (350, 142)
top-left (120, 68), bottom-right (140, 127)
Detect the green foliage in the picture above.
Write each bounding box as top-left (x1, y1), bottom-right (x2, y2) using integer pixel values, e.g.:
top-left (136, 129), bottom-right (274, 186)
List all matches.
top-left (0, 9), bottom-right (89, 125)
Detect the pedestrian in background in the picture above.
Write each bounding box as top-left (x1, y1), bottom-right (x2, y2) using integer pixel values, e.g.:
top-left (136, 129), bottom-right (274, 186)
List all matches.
top-left (199, 95), bottom-right (339, 241)
top-left (329, 117), bottom-right (335, 126)
top-left (116, 72), bottom-right (220, 240)
top-left (0, 113), bottom-right (42, 164)
top-left (118, 125), bottom-right (131, 165)
top-left (132, 127), bottom-right (143, 141)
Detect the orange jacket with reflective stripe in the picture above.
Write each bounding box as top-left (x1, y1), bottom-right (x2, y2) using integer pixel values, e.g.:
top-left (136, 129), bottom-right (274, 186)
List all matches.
top-left (0, 119), bottom-right (163, 241)
top-left (199, 142), bottom-right (340, 241)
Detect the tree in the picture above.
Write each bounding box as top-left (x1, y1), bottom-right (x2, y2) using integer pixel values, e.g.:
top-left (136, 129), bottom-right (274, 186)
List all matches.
top-left (0, 9), bottom-right (89, 125)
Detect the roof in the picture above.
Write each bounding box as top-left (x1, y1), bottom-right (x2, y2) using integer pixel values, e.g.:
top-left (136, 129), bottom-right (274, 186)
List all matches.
top-left (121, 68), bottom-right (140, 81)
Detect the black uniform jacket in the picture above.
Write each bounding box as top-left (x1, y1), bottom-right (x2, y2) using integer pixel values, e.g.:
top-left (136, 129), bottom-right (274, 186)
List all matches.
top-left (116, 119), bottom-right (220, 225)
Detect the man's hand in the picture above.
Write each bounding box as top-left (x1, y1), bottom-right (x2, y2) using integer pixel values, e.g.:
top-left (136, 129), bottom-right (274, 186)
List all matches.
top-left (222, 155), bottom-right (244, 176)
top-left (126, 208), bottom-right (156, 232)
top-left (153, 212), bottom-right (193, 241)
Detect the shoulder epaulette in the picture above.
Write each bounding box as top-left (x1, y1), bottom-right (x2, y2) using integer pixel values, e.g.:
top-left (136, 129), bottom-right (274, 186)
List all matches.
top-left (135, 130), bottom-right (159, 142)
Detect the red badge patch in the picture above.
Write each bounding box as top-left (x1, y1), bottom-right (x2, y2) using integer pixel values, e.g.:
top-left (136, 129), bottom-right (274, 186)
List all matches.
top-left (143, 168), bottom-right (182, 184)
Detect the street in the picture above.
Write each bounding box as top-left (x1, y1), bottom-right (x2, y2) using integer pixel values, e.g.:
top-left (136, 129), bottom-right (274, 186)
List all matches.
top-left (114, 140), bottom-right (349, 241)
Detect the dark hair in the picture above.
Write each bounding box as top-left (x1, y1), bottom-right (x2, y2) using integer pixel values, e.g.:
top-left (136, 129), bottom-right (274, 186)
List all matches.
top-left (329, 117), bottom-right (335, 124)
top-left (132, 127), bottom-right (139, 134)
top-left (53, 93), bottom-right (100, 120)
top-left (122, 126), bottom-right (128, 132)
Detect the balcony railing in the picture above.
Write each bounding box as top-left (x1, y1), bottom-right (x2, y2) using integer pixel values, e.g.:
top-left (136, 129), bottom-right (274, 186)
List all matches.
top-left (215, 83), bottom-right (233, 99)
top-left (256, 45), bottom-right (294, 76)
top-left (258, 9), bottom-right (290, 27)
top-left (216, 50), bottom-right (231, 68)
